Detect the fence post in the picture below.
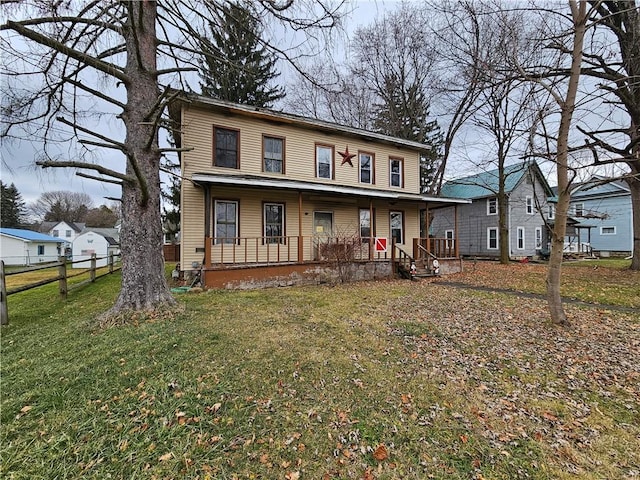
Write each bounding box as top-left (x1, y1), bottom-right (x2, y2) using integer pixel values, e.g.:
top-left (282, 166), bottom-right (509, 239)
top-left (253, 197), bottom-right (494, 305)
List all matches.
top-left (109, 253), bottom-right (114, 273)
top-left (58, 256), bottom-right (67, 299)
top-left (90, 254), bottom-right (97, 282)
top-left (1, 260), bottom-right (8, 325)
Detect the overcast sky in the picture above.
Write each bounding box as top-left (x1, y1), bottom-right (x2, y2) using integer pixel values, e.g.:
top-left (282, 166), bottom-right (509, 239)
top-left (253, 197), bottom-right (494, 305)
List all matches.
top-left (0, 1), bottom-right (392, 209)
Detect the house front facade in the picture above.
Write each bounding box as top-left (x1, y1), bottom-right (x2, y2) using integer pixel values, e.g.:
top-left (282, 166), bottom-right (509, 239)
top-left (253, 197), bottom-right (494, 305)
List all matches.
top-left (568, 176), bottom-right (632, 255)
top-left (430, 162), bottom-right (553, 259)
top-left (171, 94), bottom-right (468, 288)
top-left (0, 228), bottom-right (67, 266)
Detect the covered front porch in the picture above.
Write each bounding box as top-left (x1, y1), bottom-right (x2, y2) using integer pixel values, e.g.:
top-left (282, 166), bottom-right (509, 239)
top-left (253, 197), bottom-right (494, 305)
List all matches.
top-left (185, 174), bottom-right (467, 288)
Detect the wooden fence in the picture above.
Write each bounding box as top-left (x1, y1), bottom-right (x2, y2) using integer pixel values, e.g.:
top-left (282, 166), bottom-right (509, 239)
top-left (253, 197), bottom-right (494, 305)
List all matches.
top-left (0, 253), bottom-right (121, 326)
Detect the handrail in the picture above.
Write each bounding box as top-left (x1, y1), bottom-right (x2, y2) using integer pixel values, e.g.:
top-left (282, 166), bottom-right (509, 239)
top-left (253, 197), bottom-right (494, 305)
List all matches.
top-left (416, 243), bottom-right (438, 260)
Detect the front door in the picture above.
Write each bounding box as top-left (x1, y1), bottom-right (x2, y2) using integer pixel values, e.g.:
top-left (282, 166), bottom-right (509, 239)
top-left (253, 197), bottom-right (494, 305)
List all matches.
top-left (313, 211), bottom-right (333, 259)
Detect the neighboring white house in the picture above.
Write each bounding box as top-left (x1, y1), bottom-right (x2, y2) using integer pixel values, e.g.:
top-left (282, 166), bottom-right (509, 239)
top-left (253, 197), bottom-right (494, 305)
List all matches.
top-left (0, 228), bottom-right (68, 266)
top-left (72, 228), bottom-right (120, 268)
top-left (39, 221), bottom-right (86, 258)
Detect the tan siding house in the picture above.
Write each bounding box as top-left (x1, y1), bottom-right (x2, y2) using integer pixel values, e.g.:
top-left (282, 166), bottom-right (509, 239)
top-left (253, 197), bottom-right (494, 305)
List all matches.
top-left (170, 94), bottom-right (468, 288)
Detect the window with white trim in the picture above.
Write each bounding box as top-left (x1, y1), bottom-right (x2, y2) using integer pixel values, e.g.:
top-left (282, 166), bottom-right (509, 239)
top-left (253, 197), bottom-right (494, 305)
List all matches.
top-left (214, 200), bottom-right (238, 244)
top-left (535, 227), bottom-right (542, 249)
top-left (517, 227), bottom-right (525, 250)
top-left (37, 245), bottom-right (45, 255)
top-left (526, 196), bottom-right (534, 214)
top-left (264, 203), bottom-right (285, 244)
top-left (52, 230), bottom-right (59, 237)
top-left (359, 152), bottom-right (374, 184)
top-left (548, 204), bottom-right (555, 220)
top-left (316, 144), bottom-right (334, 179)
top-left (65, 230), bottom-right (72, 238)
top-left (573, 202), bottom-right (584, 217)
top-left (487, 227), bottom-right (498, 250)
top-left (487, 197), bottom-right (497, 215)
top-left (390, 211), bottom-right (404, 244)
top-left (600, 226), bottom-right (616, 235)
top-left (445, 229), bottom-right (454, 249)
top-left (389, 158), bottom-right (403, 187)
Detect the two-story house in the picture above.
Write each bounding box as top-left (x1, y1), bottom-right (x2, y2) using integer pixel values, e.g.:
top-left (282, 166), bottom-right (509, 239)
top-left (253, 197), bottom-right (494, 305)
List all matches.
top-left (430, 162), bottom-right (553, 259)
top-left (567, 175), bottom-right (632, 256)
top-left (169, 94), bottom-right (468, 288)
top-left (39, 221), bottom-right (85, 258)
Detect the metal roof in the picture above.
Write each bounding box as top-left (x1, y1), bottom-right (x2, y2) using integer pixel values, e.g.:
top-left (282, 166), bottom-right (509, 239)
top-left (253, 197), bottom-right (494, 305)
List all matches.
top-left (192, 173), bottom-right (470, 207)
top-left (440, 162), bottom-right (547, 199)
top-left (0, 228), bottom-right (68, 243)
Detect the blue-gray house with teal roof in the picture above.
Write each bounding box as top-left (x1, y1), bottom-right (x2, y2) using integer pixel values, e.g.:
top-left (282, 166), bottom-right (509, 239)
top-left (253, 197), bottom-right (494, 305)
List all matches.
top-left (430, 162), bottom-right (554, 259)
top-left (567, 176), bottom-right (632, 256)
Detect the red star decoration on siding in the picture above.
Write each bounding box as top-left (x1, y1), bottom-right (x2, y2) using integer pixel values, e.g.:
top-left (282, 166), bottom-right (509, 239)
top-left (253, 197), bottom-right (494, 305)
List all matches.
top-left (338, 145), bottom-right (356, 167)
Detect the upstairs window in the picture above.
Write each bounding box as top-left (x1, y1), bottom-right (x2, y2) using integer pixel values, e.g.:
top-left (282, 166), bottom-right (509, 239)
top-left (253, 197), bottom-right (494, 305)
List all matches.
top-left (316, 144), bottom-right (334, 179)
top-left (65, 230), bottom-right (72, 237)
top-left (52, 229), bottom-right (59, 237)
top-left (548, 204), bottom-right (555, 220)
top-left (526, 196), bottom-right (534, 214)
top-left (601, 226), bottom-right (616, 235)
top-left (359, 152), bottom-right (374, 184)
top-left (389, 158), bottom-right (403, 187)
top-left (487, 197), bottom-right (498, 215)
top-left (570, 202), bottom-right (584, 217)
top-left (213, 127), bottom-right (239, 168)
top-left (263, 135), bottom-right (284, 173)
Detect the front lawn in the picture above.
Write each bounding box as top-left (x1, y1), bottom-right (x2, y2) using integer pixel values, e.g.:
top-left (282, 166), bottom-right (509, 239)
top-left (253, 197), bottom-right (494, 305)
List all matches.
top-left (448, 259), bottom-right (639, 308)
top-left (1, 268), bottom-right (639, 479)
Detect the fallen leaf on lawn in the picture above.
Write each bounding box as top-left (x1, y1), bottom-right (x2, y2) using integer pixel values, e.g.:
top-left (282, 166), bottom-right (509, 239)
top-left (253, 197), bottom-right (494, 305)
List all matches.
top-left (372, 444), bottom-right (388, 461)
top-left (20, 405), bottom-right (33, 413)
top-left (542, 411), bottom-right (558, 421)
top-left (363, 467), bottom-right (375, 480)
top-left (285, 470), bottom-right (300, 480)
top-left (158, 452), bottom-right (173, 462)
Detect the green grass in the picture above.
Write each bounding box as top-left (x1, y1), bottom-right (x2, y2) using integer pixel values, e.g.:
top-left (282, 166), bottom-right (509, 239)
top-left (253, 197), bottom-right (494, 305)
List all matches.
top-left (1, 268), bottom-right (639, 479)
top-left (453, 259), bottom-right (640, 308)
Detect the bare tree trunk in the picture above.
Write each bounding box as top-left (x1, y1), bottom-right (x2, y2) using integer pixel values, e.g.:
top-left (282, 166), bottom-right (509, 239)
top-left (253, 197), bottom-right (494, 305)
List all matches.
top-left (108, 2), bottom-right (175, 315)
top-left (498, 190), bottom-right (510, 264)
top-left (629, 165), bottom-right (640, 271)
top-left (546, 0), bottom-right (587, 326)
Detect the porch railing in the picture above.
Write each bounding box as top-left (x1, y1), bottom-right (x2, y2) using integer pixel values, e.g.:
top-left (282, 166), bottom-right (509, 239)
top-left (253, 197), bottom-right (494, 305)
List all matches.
top-left (204, 236), bottom-right (390, 268)
top-left (414, 237), bottom-right (458, 259)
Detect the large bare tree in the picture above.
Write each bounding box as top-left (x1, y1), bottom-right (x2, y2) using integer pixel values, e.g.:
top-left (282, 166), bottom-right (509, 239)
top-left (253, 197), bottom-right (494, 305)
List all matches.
top-left (578, 0), bottom-right (640, 270)
top-left (1, 1), bottom-right (343, 320)
top-left (520, 1), bottom-right (595, 325)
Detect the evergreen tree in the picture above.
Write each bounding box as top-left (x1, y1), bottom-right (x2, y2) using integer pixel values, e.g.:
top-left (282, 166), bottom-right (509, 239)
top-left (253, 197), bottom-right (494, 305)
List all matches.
top-left (161, 174), bottom-right (181, 244)
top-left (0, 181), bottom-right (27, 228)
top-left (372, 75), bottom-right (444, 193)
top-left (198, 1), bottom-right (285, 107)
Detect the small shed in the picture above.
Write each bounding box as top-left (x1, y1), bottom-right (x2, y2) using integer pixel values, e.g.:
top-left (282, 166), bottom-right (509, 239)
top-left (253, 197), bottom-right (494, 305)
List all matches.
top-left (0, 228), bottom-right (68, 266)
top-left (72, 228), bottom-right (120, 268)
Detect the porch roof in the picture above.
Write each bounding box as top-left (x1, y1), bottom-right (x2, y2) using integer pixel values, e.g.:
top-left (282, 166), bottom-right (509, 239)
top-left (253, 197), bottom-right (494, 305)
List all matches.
top-left (192, 173), bottom-right (470, 208)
